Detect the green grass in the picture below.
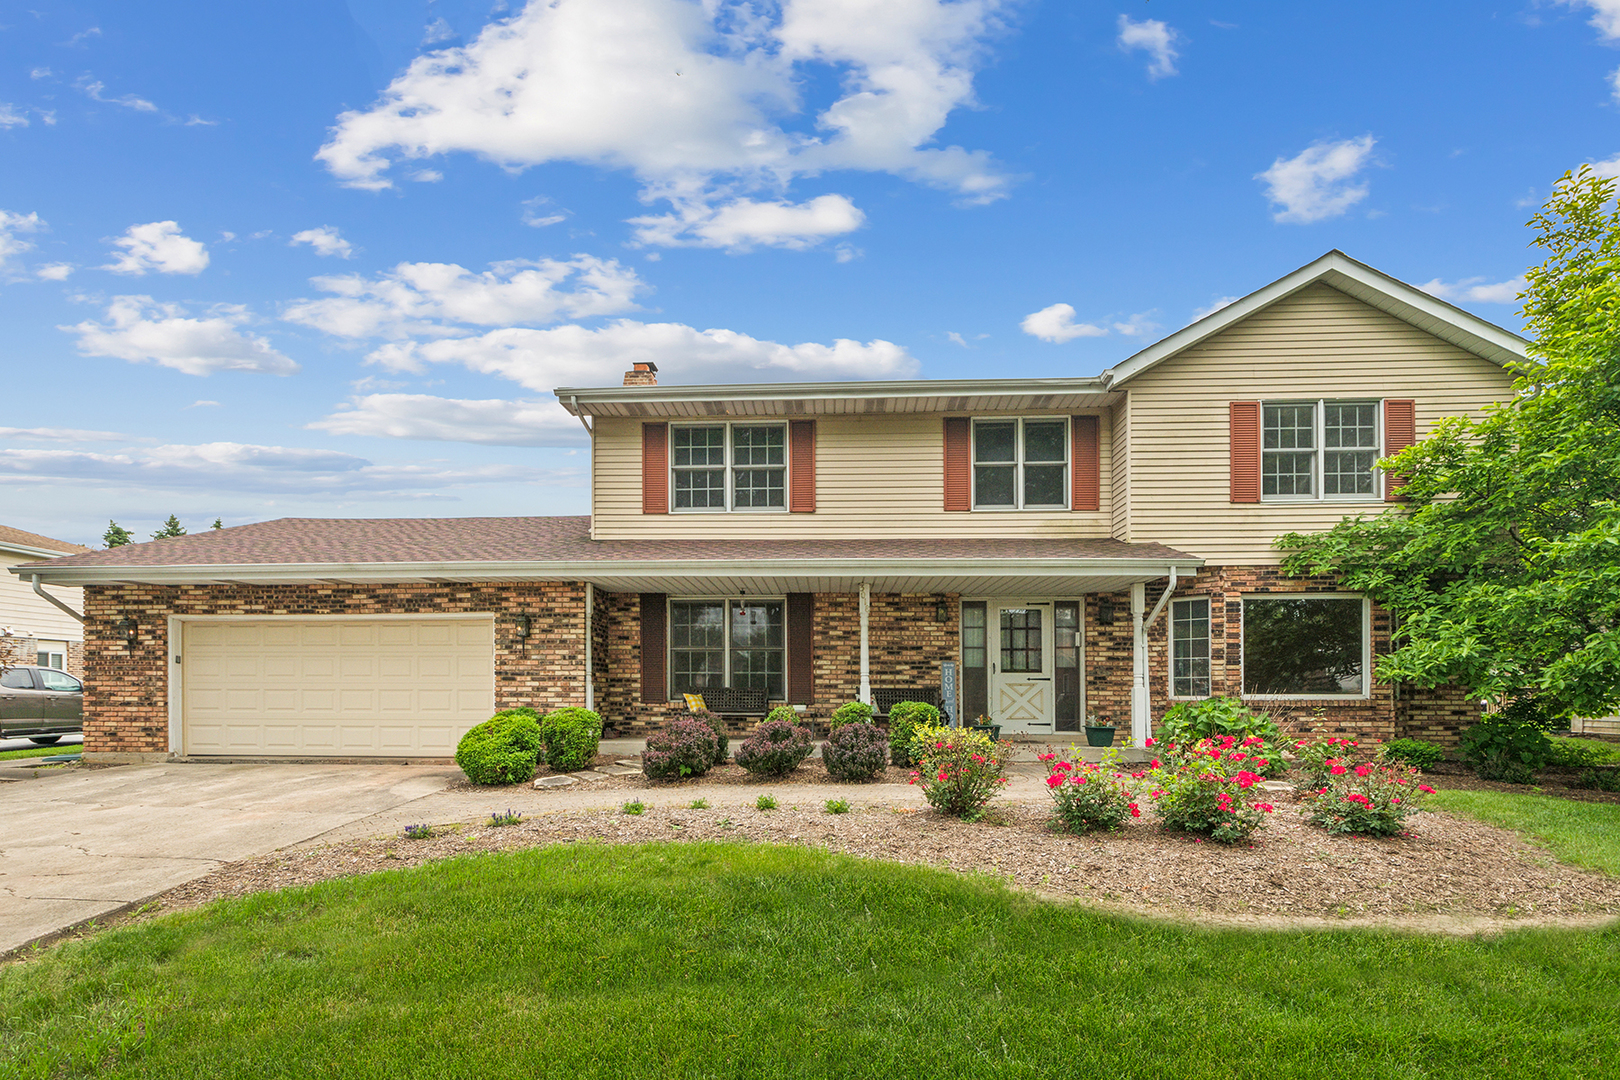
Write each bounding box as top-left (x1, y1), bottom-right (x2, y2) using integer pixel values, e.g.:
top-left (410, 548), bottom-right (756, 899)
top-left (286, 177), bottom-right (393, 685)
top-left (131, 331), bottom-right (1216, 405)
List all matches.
top-left (4, 844), bottom-right (1620, 1079)
top-left (1429, 789), bottom-right (1620, 877)
top-left (0, 743), bottom-right (77, 761)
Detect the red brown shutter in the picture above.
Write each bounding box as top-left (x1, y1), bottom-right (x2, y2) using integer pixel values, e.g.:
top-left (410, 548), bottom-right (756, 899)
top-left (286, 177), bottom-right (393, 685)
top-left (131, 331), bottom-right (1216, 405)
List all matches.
top-left (943, 417), bottom-right (971, 511)
top-left (641, 423), bottom-right (668, 514)
top-left (1229, 402), bottom-right (1261, 504)
top-left (1384, 398), bottom-right (1417, 501)
top-left (787, 592), bottom-right (814, 704)
top-left (1071, 414), bottom-right (1100, 512)
top-left (639, 593), bottom-right (667, 704)
top-left (789, 420), bottom-right (816, 513)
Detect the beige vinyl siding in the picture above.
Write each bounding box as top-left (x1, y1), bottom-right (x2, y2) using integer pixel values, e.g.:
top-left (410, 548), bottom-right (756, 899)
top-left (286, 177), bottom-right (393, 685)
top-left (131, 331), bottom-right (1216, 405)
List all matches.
top-left (1124, 283), bottom-right (1516, 564)
top-left (592, 411), bottom-right (1114, 540)
top-left (0, 549), bottom-right (83, 642)
top-left (1110, 396), bottom-right (1131, 541)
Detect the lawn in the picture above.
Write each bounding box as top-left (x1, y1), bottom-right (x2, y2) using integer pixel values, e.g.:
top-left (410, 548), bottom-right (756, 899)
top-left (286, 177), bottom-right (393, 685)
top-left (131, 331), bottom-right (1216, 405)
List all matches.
top-left (3, 844), bottom-right (1619, 1079)
top-left (0, 743), bottom-right (77, 762)
top-left (1428, 789), bottom-right (1620, 877)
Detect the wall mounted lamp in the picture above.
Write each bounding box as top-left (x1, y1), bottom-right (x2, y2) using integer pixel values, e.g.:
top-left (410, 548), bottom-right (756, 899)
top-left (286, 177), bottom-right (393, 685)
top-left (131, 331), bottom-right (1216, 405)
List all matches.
top-left (114, 617), bottom-right (138, 647)
top-left (935, 597), bottom-right (950, 623)
top-left (514, 614), bottom-right (531, 640)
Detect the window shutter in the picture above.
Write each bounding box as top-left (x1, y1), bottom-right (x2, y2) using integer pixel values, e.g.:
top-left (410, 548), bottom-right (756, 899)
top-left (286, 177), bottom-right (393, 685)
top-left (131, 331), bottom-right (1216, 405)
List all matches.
top-left (641, 423), bottom-right (668, 514)
top-left (787, 593), bottom-right (814, 704)
top-left (789, 420), bottom-right (816, 513)
top-left (943, 417), bottom-right (971, 511)
top-left (639, 594), bottom-right (667, 704)
top-left (1071, 414), bottom-right (1100, 512)
top-left (1383, 398), bottom-right (1417, 501)
top-left (1229, 402), bottom-right (1261, 504)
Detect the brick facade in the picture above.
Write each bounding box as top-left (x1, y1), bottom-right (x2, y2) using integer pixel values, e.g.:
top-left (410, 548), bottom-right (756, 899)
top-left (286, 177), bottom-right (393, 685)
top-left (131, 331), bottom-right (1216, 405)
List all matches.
top-left (1, 635), bottom-right (85, 678)
top-left (80, 581), bottom-right (588, 757)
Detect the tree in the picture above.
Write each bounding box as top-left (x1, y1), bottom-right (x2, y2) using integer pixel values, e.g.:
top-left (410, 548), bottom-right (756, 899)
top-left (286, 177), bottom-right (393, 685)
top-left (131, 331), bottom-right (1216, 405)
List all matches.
top-left (103, 520), bottom-right (134, 548)
top-left (1278, 166), bottom-right (1620, 720)
top-left (152, 515), bottom-right (187, 540)
top-left (211, 518), bottom-right (223, 530)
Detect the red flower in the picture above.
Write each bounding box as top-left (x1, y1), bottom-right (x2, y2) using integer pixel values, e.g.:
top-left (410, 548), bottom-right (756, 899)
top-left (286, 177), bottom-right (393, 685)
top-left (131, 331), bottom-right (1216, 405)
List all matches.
top-left (1129, 803), bottom-right (1141, 818)
top-left (1046, 773), bottom-right (1065, 788)
top-left (1038, 752), bottom-right (1056, 762)
top-left (1354, 764), bottom-right (1372, 778)
top-left (1419, 784), bottom-right (1436, 794)
top-left (1145, 737), bottom-right (1156, 747)
top-left (1330, 764), bottom-right (1348, 776)
top-left (1150, 758), bottom-right (1161, 769)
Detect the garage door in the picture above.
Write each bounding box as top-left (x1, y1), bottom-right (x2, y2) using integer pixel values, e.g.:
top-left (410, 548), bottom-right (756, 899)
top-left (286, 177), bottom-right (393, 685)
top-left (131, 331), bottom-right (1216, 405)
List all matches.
top-left (181, 618), bottom-right (495, 757)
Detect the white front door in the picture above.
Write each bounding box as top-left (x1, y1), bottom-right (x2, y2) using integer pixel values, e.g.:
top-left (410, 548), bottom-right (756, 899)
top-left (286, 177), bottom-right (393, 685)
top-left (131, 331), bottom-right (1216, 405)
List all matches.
top-left (990, 602), bottom-right (1054, 734)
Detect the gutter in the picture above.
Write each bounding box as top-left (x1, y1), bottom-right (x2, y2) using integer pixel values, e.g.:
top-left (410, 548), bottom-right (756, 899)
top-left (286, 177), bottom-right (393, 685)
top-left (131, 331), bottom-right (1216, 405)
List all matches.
top-left (31, 573), bottom-right (85, 624)
top-left (1143, 566), bottom-right (1181, 630)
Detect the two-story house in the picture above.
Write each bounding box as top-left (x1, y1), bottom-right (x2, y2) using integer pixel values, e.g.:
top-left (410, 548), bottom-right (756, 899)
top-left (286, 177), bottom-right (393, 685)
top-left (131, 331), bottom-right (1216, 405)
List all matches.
top-left (0, 524), bottom-right (90, 677)
top-left (14, 252), bottom-right (1524, 763)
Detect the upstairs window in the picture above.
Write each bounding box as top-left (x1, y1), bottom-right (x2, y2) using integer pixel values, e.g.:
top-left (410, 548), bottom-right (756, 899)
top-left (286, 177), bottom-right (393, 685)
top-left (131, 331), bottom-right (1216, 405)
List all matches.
top-left (672, 423), bottom-right (786, 511)
top-left (1262, 400), bottom-right (1380, 500)
top-left (973, 418), bottom-right (1069, 510)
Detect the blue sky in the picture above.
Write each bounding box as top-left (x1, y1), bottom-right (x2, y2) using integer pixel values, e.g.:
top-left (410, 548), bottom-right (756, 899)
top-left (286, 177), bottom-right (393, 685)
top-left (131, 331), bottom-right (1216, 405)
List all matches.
top-left (3, 0), bottom-right (1618, 546)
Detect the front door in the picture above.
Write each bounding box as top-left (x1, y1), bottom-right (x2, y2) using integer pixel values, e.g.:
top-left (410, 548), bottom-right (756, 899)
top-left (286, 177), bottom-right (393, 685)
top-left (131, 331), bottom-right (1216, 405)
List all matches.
top-left (990, 602), bottom-right (1054, 734)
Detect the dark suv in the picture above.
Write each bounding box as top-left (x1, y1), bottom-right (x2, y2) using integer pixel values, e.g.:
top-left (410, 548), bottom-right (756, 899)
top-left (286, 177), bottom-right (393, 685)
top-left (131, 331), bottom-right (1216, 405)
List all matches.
top-left (0, 665), bottom-right (84, 744)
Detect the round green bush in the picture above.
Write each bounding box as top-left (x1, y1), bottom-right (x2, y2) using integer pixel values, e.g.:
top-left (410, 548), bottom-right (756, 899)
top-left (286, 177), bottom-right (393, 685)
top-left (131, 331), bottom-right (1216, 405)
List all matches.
top-left (1380, 737), bottom-right (1444, 772)
top-left (690, 708), bottom-right (729, 763)
top-left (823, 721), bottom-right (888, 782)
top-left (1460, 718), bottom-right (1550, 783)
top-left (643, 719), bottom-right (719, 781)
top-left (734, 720), bottom-right (814, 777)
top-left (885, 701), bottom-right (940, 768)
top-left (456, 708), bottom-right (543, 785)
top-left (764, 705), bottom-right (802, 727)
top-left (539, 707), bottom-right (603, 772)
top-left (832, 700), bottom-right (874, 726)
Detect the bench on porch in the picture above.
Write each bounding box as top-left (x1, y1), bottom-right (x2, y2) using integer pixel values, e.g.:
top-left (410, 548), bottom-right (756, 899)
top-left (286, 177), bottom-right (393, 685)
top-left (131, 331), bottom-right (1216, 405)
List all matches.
top-left (872, 687), bottom-right (946, 724)
top-left (685, 687), bottom-right (770, 721)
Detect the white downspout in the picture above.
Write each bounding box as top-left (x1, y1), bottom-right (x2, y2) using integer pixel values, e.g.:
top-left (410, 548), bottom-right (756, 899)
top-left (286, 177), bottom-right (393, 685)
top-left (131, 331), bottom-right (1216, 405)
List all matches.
top-left (584, 582), bottom-right (595, 711)
top-left (1130, 566), bottom-right (1179, 746)
top-left (31, 574), bottom-right (85, 623)
top-left (858, 582), bottom-right (871, 706)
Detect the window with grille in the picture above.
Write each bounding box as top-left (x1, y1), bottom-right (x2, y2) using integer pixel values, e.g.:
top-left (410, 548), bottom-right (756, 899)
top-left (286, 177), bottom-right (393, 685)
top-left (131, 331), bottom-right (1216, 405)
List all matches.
top-left (669, 599), bottom-right (785, 699)
top-left (999, 607), bottom-right (1043, 672)
top-left (1262, 400), bottom-right (1380, 500)
top-left (1170, 598), bottom-right (1210, 698)
top-left (671, 423), bottom-right (786, 511)
top-left (972, 418), bottom-right (1069, 509)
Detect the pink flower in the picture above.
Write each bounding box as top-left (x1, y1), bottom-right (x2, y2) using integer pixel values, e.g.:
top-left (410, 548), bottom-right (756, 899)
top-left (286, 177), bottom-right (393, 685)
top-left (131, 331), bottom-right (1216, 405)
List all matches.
top-left (1145, 737), bottom-right (1156, 747)
top-left (1150, 759), bottom-right (1161, 769)
top-left (1330, 764), bottom-right (1348, 776)
top-left (1129, 803), bottom-right (1142, 818)
top-left (1046, 773), bottom-right (1065, 788)
top-left (1038, 752), bottom-right (1056, 762)
top-left (1419, 784), bottom-right (1437, 794)
top-left (1055, 761), bottom-right (1073, 772)
top-left (1243, 736), bottom-right (1265, 747)
top-left (1255, 802), bottom-right (1275, 813)
top-left (1253, 758), bottom-right (1270, 769)
top-left (1354, 764), bottom-right (1372, 778)
top-left (1230, 752), bottom-right (1249, 762)
top-left (937, 771), bottom-right (948, 782)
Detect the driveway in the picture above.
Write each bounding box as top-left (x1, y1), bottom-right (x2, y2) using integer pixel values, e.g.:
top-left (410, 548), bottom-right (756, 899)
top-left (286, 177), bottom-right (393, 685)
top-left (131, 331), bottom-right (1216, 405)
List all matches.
top-left (0, 761), bottom-right (459, 956)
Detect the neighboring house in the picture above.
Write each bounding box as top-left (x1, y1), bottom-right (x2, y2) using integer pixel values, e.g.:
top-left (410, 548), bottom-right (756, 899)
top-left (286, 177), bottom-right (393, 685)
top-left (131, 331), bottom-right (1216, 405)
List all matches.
top-left (14, 252), bottom-right (1524, 763)
top-left (0, 525), bottom-right (90, 677)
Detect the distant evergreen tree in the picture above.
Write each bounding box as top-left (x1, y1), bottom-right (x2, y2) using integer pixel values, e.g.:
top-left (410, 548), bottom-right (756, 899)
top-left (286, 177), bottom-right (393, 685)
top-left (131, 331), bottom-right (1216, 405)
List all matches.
top-left (152, 515), bottom-right (187, 540)
top-left (103, 520), bottom-right (134, 548)
top-left (211, 518), bottom-right (223, 530)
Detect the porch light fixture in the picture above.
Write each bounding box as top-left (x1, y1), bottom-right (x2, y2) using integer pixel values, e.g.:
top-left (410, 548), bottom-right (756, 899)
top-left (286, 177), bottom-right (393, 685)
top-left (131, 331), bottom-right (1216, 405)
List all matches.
top-left (935, 597), bottom-right (949, 623)
top-left (1097, 599), bottom-right (1115, 626)
top-left (513, 614), bottom-right (531, 640)
top-left (114, 617), bottom-right (137, 647)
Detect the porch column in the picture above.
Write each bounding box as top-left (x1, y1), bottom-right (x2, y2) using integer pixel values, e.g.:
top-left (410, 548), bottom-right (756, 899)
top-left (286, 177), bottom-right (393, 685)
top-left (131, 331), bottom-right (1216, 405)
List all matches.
top-left (858, 582), bottom-right (871, 705)
top-left (1130, 582), bottom-right (1148, 746)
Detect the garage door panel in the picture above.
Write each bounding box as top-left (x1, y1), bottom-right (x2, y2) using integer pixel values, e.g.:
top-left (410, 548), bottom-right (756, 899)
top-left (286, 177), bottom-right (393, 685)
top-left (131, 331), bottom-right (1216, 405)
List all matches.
top-left (183, 618), bottom-right (496, 757)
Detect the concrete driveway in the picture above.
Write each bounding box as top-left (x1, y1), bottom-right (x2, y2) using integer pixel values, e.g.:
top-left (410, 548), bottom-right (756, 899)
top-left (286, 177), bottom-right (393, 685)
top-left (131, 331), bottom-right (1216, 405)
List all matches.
top-left (0, 761), bottom-right (459, 956)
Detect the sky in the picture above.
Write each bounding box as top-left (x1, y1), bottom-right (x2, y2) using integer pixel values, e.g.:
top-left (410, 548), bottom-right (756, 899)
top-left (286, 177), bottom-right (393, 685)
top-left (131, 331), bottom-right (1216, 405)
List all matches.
top-left (3, 0), bottom-right (1619, 547)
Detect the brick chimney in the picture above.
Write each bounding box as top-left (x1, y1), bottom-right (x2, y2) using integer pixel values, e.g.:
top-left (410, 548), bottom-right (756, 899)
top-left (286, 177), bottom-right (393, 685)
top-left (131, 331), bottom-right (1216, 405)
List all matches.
top-left (623, 361), bottom-right (658, 386)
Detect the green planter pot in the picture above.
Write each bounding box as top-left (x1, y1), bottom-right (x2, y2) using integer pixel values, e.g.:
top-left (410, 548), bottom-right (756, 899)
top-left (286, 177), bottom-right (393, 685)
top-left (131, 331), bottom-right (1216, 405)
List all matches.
top-left (968, 724), bottom-right (1002, 741)
top-left (1084, 725), bottom-right (1116, 748)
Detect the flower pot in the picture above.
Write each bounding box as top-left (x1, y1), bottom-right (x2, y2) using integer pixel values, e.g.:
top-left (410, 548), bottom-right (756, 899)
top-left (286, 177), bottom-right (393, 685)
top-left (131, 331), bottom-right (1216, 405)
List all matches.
top-left (968, 723), bottom-right (1002, 741)
top-left (1084, 725), bottom-right (1116, 748)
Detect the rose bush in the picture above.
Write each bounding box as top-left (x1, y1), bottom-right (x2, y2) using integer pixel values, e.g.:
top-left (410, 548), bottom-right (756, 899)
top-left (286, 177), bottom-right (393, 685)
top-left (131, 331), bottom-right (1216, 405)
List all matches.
top-left (1041, 752), bottom-right (1140, 833)
top-left (1301, 759), bottom-right (1436, 836)
top-left (1145, 735), bottom-right (1276, 843)
top-left (908, 724), bottom-right (1009, 820)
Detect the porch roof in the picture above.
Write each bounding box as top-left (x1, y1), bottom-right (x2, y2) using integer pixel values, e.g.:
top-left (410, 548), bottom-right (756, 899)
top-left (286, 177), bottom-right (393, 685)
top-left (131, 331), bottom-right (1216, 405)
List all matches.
top-left (10, 515), bottom-right (1200, 593)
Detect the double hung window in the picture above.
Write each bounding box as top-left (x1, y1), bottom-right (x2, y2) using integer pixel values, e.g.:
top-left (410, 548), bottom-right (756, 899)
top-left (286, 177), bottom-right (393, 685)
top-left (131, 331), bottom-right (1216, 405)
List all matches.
top-left (1241, 594), bottom-right (1368, 698)
top-left (973, 418), bottom-right (1068, 509)
top-left (1262, 400), bottom-right (1380, 499)
top-left (1170, 598), bottom-right (1211, 698)
top-left (672, 423), bottom-right (786, 511)
top-left (668, 599), bottom-right (785, 699)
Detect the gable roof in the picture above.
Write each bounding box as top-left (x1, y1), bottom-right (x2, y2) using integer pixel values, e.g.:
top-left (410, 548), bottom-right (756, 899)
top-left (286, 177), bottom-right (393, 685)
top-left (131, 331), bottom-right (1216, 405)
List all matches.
top-left (1102, 250), bottom-right (1530, 388)
top-left (0, 524), bottom-right (93, 560)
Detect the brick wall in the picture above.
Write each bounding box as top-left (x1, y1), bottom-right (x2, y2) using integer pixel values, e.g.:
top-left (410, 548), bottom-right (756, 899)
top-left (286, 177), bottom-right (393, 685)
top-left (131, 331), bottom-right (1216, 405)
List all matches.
top-left (1395, 683), bottom-right (1483, 747)
top-left (1, 635), bottom-right (85, 678)
top-left (81, 581), bottom-right (587, 756)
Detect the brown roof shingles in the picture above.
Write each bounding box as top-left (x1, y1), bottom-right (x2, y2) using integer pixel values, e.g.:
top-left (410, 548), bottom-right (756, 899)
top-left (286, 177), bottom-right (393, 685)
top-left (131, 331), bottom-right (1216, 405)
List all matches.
top-left (26, 516), bottom-right (1196, 568)
top-left (0, 524), bottom-right (94, 556)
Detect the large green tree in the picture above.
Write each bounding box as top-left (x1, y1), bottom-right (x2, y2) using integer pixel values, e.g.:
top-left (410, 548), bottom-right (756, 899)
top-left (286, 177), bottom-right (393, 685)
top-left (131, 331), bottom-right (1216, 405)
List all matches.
top-left (1279, 166), bottom-right (1620, 720)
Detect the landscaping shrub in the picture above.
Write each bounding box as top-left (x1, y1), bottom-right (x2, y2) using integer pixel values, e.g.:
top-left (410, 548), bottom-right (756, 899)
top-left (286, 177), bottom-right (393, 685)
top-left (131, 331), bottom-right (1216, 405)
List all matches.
top-left (908, 723), bottom-right (1009, 820)
top-left (733, 720), bottom-right (814, 777)
top-left (1573, 768), bottom-right (1620, 792)
top-left (455, 707), bottom-right (543, 785)
top-left (1292, 735), bottom-right (1375, 790)
top-left (1301, 759), bottom-right (1437, 836)
top-left (832, 700), bottom-right (875, 726)
top-left (1041, 753), bottom-right (1139, 833)
top-left (538, 707), bottom-right (603, 772)
top-left (1145, 735), bottom-right (1276, 843)
top-left (1380, 737), bottom-right (1445, 772)
top-left (822, 721), bottom-right (889, 781)
top-left (765, 705), bottom-right (802, 727)
top-left (886, 701), bottom-right (940, 768)
top-left (1546, 737), bottom-right (1620, 769)
top-left (1158, 697), bottom-right (1286, 777)
top-left (642, 719), bottom-right (719, 781)
top-left (1460, 718), bottom-right (1551, 784)
top-left (688, 707), bottom-right (729, 764)
top-left (824, 798), bottom-right (850, 814)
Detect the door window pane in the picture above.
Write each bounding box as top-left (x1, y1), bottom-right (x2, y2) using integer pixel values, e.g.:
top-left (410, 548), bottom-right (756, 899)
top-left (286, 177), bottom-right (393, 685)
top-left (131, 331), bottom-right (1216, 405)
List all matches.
top-left (1000, 608), bottom-right (1042, 673)
top-left (1, 669), bottom-right (33, 689)
top-left (961, 602), bottom-right (988, 722)
top-left (1242, 596), bottom-right (1365, 696)
top-left (669, 601), bottom-right (725, 695)
top-left (1054, 601), bottom-right (1081, 732)
top-left (1171, 598), bottom-right (1210, 698)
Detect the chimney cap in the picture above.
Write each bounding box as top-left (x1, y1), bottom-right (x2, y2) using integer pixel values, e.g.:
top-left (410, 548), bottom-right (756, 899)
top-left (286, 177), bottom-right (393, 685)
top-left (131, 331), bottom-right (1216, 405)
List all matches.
top-left (633, 361), bottom-right (658, 373)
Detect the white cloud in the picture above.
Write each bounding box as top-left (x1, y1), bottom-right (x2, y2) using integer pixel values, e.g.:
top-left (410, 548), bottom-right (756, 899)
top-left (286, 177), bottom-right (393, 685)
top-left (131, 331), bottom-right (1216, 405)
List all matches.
top-left (628, 193), bottom-right (865, 250)
top-left (102, 221), bottom-right (210, 275)
top-left (1256, 135), bottom-right (1377, 223)
top-left (366, 319), bottom-right (919, 389)
top-left (316, 0), bottom-right (1011, 245)
top-left (35, 263), bottom-right (74, 280)
top-left (30, 67), bottom-right (52, 80)
top-left (1566, 1), bottom-right (1620, 40)
top-left (1418, 276), bottom-right (1526, 305)
top-left (1593, 152), bottom-right (1620, 179)
top-left (0, 104), bottom-right (29, 128)
top-left (1020, 303), bottom-right (1107, 343)
top-left (290, 226), bottom-right (355, 259)
top-left (1193, 296), bottom-right (1239, 320)
top-left (311, 394), bottom-right (586, 446)
top-left (1117, 15), bottom-right (1180, 80)
top-left (76, 77), bottom-right (158, 112)
top-left (521, 196), bottom-right (570, 227)
top-left (0, 210), bottom-right (44, 270)
top-left (187, 400), bottom-right (221, 408)
top-left (1111, 311), bottom-right (1160, 337)
top-left (0, 426), bottom-right (126, 442)
top-left (423, 17), bottom-right (457, 45)
top-left (64, 296), bottom-right (300, 377)
top-left (282, 255), bottom-right (643, 339)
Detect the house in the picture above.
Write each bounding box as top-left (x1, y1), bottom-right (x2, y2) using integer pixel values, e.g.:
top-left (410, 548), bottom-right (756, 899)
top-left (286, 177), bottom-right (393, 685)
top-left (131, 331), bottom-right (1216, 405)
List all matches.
top-left (12, 251), bottom-right (1524, 763)
top-left (0, 525), bottom-right (90, 677)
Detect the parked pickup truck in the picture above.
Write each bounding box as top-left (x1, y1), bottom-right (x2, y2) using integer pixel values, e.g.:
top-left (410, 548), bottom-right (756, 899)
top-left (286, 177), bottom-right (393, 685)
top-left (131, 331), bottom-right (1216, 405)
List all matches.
top-left (0, 665), bottom-right (83, 744)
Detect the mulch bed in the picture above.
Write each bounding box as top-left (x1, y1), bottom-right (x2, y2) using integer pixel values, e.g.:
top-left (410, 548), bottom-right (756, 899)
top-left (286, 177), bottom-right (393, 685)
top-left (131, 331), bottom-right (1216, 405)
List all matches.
top-left (1424, 761), bottom-right (1620, 805)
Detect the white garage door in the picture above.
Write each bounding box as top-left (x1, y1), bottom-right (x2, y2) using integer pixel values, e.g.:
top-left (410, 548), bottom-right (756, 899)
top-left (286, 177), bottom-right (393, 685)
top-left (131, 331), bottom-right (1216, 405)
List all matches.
top-left (181, 618), bottom-right (495, 757)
